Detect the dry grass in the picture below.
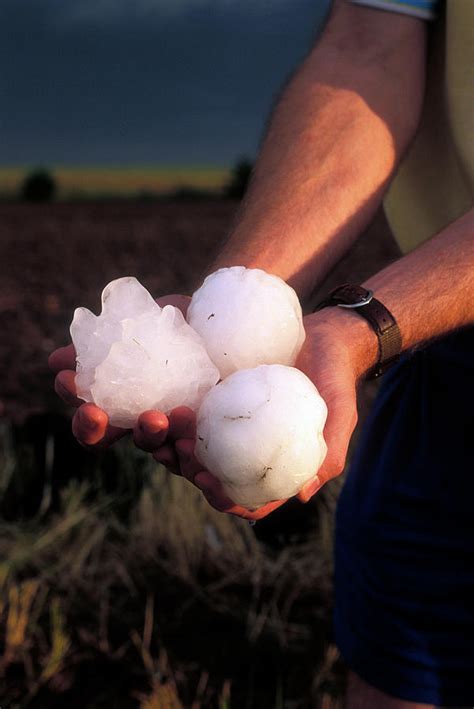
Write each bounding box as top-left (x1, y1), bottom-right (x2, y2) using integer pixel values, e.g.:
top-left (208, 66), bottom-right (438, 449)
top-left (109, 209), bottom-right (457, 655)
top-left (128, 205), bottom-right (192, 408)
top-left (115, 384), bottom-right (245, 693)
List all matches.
top-left (0, 420), bottom-right (345, 707)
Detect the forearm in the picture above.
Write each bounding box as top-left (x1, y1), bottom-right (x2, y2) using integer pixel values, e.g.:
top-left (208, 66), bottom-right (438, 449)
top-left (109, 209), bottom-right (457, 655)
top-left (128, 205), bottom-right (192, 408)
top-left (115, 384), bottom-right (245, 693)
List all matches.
top-left (317, 208), bottom-right (474, 379)
top-left (211, 5), bottom-right (426, 300)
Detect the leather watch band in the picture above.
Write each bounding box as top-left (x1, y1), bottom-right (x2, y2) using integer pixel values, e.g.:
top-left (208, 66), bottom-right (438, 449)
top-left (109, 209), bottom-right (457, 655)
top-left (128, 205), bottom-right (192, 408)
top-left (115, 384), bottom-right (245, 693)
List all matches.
top-left (314, 284), bottom-right (402, 378)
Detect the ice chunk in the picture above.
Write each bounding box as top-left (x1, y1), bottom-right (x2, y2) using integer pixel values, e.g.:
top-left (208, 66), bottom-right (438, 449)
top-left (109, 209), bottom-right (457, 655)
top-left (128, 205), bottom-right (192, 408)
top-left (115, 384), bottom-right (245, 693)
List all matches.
top-left (187, 267), bottom-right (306, 378)
top-left (101, 276), bottom-right (157, 320)
top-left (70, 277), bottom-right (220, 428)
top-left (195, 364), bottom-right (327, 509)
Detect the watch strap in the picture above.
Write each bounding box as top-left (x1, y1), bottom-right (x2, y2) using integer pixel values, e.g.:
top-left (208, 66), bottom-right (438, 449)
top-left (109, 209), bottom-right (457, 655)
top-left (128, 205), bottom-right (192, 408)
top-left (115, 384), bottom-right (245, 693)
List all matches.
top-left (315, 284), bottom-right (402, 378)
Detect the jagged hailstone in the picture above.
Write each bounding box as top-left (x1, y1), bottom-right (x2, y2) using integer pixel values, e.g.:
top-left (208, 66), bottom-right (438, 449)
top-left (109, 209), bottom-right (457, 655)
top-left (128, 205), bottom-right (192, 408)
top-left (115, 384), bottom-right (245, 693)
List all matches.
top-left (70, 277), bottom-right (220, 428)
top-left (195, 365), bottom-right (327, 509)
top-left (187, 267), bottom-right (306, 379)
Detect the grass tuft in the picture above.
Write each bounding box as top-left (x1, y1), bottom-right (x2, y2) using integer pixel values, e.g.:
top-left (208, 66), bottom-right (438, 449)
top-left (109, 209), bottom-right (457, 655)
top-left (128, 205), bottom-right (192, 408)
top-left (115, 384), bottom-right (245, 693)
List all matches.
top-left (0, 419), bottom-right (345, 707)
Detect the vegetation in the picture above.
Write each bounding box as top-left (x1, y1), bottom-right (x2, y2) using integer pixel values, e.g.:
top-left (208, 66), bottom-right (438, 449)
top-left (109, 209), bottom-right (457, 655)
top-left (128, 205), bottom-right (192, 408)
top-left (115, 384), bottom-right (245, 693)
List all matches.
top-left (224, 159), bottom-right (253, 200)
top-left (0, 418), bottom-right (345, 707)
top-left (0, 166), bottom-right (230, 202)
top-left (0, 163), bottom-right (258, 203)
top-left (20, 170), bottom-right (57, 203)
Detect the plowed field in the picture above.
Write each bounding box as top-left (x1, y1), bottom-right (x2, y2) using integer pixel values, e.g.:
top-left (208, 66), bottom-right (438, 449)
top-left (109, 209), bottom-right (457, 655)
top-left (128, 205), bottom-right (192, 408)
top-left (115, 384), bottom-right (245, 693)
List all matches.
top-left (0, 201), bottom-right (399, 423)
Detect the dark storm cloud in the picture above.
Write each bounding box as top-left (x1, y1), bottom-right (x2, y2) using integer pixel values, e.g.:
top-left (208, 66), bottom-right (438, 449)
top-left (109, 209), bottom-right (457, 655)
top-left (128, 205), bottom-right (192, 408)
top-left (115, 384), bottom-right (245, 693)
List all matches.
top-left (1, 0), bottom-right (330, 165)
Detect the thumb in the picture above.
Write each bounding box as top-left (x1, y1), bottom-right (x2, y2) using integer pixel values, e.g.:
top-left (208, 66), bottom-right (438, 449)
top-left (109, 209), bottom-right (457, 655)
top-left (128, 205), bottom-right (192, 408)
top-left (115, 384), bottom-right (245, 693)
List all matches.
top-left (298, 389), bottom-right (358, 503)
top-left (318, 390), bottom-right (358, 484)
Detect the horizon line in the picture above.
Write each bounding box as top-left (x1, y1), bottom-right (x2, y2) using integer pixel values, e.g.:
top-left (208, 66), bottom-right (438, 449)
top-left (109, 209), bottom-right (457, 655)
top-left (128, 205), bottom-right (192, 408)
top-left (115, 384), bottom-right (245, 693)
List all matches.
top-left (0, 164), bottom-right (233, 172)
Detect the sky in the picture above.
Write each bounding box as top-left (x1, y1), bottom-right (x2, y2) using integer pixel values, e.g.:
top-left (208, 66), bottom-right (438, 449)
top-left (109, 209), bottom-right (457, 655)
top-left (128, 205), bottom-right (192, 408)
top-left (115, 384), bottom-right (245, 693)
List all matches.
top-left (1, 0), bottom-right (331, 167)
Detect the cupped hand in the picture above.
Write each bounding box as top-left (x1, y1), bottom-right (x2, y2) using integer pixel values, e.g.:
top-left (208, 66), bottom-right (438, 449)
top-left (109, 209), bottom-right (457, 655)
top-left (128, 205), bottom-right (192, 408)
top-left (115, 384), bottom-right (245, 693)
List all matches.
top-left (51, 292), bottom-right (372, 519)
top-left (165, 308), bottom-right (373, 519)
top-left (293, 310), bottom-right (363, 503)
top-left (154, 406), bottom-right (288, 521)
top-left (50, 289), bottom-right (280, 518)
top-left (49, 293), bottom-right (191, 449)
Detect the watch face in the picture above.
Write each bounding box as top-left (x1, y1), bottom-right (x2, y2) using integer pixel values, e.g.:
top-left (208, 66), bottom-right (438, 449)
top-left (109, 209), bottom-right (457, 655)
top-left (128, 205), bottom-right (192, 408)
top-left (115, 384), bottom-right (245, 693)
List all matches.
top-left (330, 284), bottom-right (371, 306)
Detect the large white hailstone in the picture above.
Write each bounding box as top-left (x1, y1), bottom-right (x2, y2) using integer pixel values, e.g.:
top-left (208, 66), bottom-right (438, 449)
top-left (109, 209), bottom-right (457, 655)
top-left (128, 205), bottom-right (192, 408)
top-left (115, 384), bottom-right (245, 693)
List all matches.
top-left (70, 277), bottom-right (220, 428)
top-left (187, 267), bottom-right (306, 379)
top-left (195, 365), bottom-right (327, 509)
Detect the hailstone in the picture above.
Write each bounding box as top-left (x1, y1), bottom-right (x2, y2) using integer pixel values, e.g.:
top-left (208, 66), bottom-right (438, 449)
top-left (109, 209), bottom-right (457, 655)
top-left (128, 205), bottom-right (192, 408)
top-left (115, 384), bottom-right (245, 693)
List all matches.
top-left (70, 277), bottom-right (219, 428)
top-left (194, 364), bottom-right (327, 509)
top-left (187, 267), bottom-right (306, 379)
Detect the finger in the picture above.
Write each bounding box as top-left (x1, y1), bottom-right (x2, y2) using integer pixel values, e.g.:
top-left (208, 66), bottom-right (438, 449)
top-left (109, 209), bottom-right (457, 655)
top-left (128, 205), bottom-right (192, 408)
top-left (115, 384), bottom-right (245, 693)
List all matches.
top-left (243, 498), bottom-right (287, 521)
top-left (168, 407), bottom-right (196, 441)
top-left (48, 344), bottom-right (76, 373)
top-left (153, 444), bottom-right (180, 475)
top-left (317, 395), bottom-right (358, 484)
top-left (54, 370), bottom-right (83, 407)
top-left (155, 294), bottom-right (191, 317)
top-left (193, 471), bottom-right (237, 512)
top-left (297, 474), bottom-right (323, 503)
top-left (295, 396), bottom-right (355, 503)
top-left (72, 403), bottom-right (109, 446)
top-left (193, 472), bottom-right (287, 519)
top-left (174, 438), bottom-right (203, 481)
top-left (133, 410), bottom-right (169, 452)
top-left (92, 424), bottom-right (128, 450)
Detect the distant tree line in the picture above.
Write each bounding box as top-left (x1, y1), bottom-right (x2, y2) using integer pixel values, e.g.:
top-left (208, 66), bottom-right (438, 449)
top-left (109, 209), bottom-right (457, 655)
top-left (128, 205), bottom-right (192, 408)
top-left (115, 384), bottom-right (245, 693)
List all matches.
top-left (223, 158), bottom-right (253, 199)
top-left (17, 158), bottom-right (253, 203)
top-left (20, 168), bottom-right (57, 202)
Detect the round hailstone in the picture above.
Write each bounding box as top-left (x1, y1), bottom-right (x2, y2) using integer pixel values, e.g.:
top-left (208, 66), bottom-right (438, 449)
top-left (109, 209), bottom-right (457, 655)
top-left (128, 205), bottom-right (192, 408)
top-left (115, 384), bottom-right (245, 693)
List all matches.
top-left (187, 267), bottom-right (306, 379)
top-left (195, 364), bottom-right (327, 509)
top-left (70, 277), bottom-right (220, 428)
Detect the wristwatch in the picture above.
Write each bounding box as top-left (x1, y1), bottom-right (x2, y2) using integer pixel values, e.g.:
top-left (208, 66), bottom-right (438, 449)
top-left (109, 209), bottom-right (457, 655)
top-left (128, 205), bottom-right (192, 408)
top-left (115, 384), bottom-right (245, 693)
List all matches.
top-left (314, 284), bottom-right (402, 378)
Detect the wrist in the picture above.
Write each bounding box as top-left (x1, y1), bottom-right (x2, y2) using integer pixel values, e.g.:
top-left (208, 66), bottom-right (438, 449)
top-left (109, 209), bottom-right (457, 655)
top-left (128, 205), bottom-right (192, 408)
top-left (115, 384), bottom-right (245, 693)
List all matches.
top-left (314, 283), bottom-right (403, 378)
top-left (307, 307), bottom-right (379, 380)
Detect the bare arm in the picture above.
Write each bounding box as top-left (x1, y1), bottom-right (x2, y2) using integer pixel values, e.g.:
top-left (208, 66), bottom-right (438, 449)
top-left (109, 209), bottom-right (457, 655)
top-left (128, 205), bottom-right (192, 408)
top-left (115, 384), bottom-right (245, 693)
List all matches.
top-left (186, 210), bottom-right (474, 517)
top-left (211, 0), bottom-right (427, 300)
top-left (302, 207), bottom-right (474, 384)
top-left (190, 4), bottom-right (474, 513)
top-left (364, 209), bottom-right (473, 363)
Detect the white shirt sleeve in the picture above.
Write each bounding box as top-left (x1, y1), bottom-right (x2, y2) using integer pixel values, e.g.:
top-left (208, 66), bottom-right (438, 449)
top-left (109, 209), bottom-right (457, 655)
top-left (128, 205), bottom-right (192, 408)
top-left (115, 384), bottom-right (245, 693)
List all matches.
top-left (349, 0), bottom-right (439, 20)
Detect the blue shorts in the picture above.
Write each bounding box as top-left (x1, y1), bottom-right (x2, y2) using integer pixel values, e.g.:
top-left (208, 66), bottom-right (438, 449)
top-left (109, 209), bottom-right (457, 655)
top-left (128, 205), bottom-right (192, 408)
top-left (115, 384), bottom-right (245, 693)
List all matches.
top-left (335, 327), bottom-right (474, 706)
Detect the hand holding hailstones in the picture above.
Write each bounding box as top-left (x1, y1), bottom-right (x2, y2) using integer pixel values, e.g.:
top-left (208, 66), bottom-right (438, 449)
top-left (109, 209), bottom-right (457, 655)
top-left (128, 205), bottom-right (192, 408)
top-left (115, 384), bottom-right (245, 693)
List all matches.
top-left (70, 267), bottom-right (328, 508)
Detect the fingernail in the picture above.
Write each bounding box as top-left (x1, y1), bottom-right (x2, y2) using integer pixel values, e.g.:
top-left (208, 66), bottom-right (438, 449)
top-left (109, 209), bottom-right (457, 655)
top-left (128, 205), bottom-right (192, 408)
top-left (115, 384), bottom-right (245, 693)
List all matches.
top-left (175, 440), bottom-right (192, 462)
top-left (194, 473), bottom-right (206, 489)
top-left (303, 477), bottom-right (321, 503)
top-left (140, 420), bottom-right (163, 435)
top-left (81, 415), bottom-right (99, 432)
top-left (56, 380), bottom-right (68, 395)
top-left (56, 380), bottom-right (74, 401)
